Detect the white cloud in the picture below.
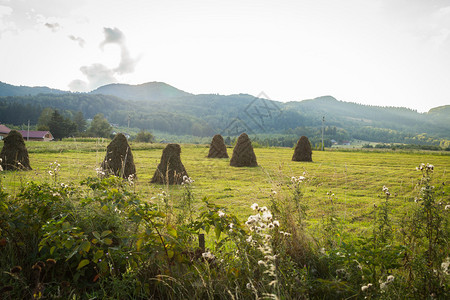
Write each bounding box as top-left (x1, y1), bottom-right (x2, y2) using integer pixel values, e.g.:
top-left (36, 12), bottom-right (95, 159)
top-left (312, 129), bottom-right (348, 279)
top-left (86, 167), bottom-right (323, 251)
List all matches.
top-left (68, 35), bottom-right (85, 47)
top-left (44, 22), bottom-right (60, 32)
top-left (69, 27), bottom-right (139, 91)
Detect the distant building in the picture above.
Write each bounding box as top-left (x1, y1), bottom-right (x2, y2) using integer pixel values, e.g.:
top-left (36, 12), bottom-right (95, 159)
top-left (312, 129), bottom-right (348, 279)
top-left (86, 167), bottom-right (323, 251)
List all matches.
top-left (0, 124), bottom-right (11, 139)
top-left (18, 130), bottom-right (54, 141)
top-left (342, 140), bottom-right (351, 146)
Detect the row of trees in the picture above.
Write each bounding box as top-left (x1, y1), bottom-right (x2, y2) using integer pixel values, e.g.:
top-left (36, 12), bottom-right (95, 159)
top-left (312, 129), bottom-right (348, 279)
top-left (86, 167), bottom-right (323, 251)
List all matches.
top-left (37, 109), bottom-right (112, 140)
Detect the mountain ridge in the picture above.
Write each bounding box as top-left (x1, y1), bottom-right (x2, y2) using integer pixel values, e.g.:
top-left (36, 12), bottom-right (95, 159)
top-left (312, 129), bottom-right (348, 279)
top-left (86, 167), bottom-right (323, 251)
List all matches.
top-left (0, 80), bottom-right (448, 145)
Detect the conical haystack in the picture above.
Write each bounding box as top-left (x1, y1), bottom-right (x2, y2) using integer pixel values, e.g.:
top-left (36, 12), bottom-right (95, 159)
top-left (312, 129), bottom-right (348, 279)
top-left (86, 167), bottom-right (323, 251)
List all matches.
top-left (207, 134), bottom-right (229, 158)
top-left (0, 130), bottom-right (32, 170)
top-left (100, 133), bottom-right (136, 179)
top-left (292, 136), bottom-right (312, 162)
top-left (230, 133), bottom-right (257, 167)
top-left (151, 144), bottom-right (188, 184)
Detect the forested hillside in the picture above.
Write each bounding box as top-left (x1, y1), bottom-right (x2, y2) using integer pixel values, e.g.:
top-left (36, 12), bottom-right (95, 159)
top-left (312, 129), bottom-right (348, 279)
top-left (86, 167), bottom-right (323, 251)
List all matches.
top-left (0, 81), bottom-right (448, 146)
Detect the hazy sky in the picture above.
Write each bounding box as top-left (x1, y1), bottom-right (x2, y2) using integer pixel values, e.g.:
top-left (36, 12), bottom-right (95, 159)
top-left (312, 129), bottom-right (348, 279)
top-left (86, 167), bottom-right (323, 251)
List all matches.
top-left (1, 0), bottom-right (449, 112)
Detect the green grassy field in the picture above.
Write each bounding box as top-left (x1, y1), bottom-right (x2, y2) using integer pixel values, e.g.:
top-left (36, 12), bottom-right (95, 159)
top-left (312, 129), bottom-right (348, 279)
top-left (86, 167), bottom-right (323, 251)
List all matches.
top-left (2, 140), bottom-right (449, 299)
top-left (3, 140), bottom-right (449, 230)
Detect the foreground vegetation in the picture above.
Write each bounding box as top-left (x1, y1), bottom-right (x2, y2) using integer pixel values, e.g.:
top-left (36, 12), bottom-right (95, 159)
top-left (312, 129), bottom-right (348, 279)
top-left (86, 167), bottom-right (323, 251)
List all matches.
top-left (1, 141), bottom-right (449, 299)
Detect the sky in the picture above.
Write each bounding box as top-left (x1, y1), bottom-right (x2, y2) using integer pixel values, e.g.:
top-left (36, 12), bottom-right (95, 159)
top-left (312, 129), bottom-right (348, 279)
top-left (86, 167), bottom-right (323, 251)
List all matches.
top-left (0, 0), bottom-right (449, 112)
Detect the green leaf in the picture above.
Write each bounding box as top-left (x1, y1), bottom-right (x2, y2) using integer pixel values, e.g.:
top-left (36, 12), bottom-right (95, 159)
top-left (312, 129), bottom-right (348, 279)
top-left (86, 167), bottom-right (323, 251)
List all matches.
top-left (93, 250), bottom-right (104, 262)
top-left (80, 241), bottom-right (91, 253)
top-left (92, 231), bottom-right (101, 240)
top-left (64, 239), bottom-right (74, 249)
top-left (77, 259), bottom-right (89, 270)
top-left (50, 246), bottom-right (56, 255)
top-left (66, 246), bottom-right (79, 260)
top-left (101, 230), bottom-right (112, 238)
top-left (136, 238), bottom-right (143, 251)
top-left (215, 226), bottom-right (221, 240)
top-left (167, 225), bottom-right (177, 238)
top-left (103, 238), bottom-right (113, 245)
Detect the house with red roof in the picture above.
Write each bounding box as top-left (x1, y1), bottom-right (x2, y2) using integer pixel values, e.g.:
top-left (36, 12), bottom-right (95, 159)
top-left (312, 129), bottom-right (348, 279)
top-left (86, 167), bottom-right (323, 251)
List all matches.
top-left (19, 130), bottom-right (54, 141)
top-left (0, 124), bottom-right (53, 141)
top-left (0, 124), bottom-right (11, 139)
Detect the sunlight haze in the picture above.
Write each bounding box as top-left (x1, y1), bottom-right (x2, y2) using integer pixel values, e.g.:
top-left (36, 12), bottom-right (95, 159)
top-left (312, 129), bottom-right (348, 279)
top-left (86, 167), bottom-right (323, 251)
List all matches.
top-left (1, 0), bottom-right (449, 112)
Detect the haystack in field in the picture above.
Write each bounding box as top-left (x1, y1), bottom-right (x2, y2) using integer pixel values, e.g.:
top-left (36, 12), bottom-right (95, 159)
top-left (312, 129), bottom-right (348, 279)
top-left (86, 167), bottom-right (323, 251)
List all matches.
top-left (230, 133), bottom-right (257, 167)
top-left (207, 134), bottom-right (229, 158)
top-left (0, 130), bottom-right (32, 170)
top-left (151, 143), bottom-right (188, 184)
top-left (100, 133), bottom-right (136, 179)
top-left (292, 136), bottom-right (312, 162)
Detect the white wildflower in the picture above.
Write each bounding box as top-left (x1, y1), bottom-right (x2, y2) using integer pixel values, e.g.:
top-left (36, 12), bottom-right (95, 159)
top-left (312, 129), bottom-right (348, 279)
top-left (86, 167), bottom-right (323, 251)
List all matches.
top-left (259, 206), bottom-right (268, 212)
top-left (445, 205), bottom-right (450, 210)
top-left (251, 203), bottom-right (259, 211)
top-left (380, 282), bottom-right (387, 290)
top-left (202, 251), bottom-right (215, 260)
top-left (441, 257), bottom-right (450, 275)
top-left (262, 211), bottom-right (273, 222)
top-left (273, 220), bottom-right (280, 227)
top-left (361, 285), bottom-right (368, 292)
top-left (246, 283), bottom-right (252, 290)
top-left (387, 275), bottom-right (394, 283)
top-left (218, 210), bottom-right (225, 217)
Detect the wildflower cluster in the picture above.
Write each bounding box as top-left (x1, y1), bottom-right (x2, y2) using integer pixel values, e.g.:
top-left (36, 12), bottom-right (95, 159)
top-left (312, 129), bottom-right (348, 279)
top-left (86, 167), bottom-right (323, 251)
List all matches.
top-left (379, 275), bottom-right (394, 291)
top-left (416, 163), bottom-right (434, 172)
top-left (382, 185), bottom-right (390, 197)
top-left (95, 167), bottom-right (105, 177)
top-left (441, 257), bottom-right (450, 275)
top-left (127, 174), bottom-right (135, 186)
top-left (361, 283), bottom-right (373, 292)
top-left (246, 203), bottom-right (284, 296)
top-left (48, 161), bottom-right (60, 176)
top-left (290, 175), bottom-right (306, 185)
top-left (182, 175), bottom-right (194, 185)
top-left (246, 203), bottom-right (278, 232)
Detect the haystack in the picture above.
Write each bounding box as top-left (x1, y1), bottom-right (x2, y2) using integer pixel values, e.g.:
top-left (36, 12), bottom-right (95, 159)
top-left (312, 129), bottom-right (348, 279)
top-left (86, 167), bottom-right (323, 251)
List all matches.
top-left (151, 144), bottom-right (188, 185)
top-left (100, 133), bottom-right (136, 179)
top-left (0, 130), bottom-right (32, 170)
top-left (207, 134), bottom-right (229, 158)
top-left (230, 133), bottom-right (257, 167)
top-left (292, 136), bottom-right (312, 162)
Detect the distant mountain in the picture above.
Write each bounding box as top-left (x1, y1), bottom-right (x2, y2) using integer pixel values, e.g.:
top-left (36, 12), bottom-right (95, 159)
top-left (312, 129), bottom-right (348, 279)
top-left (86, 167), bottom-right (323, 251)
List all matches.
top-left (90, 82), bottom-right (192, 102)
top-left (427, 105), bottom-right (450, 123)
top-left (0, 81), bottom-right (448, 145)
top-left (0, 81), bottom-right (66, 96)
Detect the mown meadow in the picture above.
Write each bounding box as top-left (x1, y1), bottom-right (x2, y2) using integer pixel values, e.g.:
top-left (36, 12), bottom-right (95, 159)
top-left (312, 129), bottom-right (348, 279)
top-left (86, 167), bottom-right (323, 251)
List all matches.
top-left (1, 139), bottom-right (449, 299)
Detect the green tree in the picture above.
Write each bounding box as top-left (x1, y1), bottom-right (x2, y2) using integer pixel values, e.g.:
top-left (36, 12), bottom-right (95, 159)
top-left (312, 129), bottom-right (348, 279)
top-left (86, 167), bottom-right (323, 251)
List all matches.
top-left (135, 130), bottom-right (154, 143)
top-left (73, 111), bottom-right (87, 133)
top-left (48, 110), bottom-right (76, 140)
top-left (37, 107), bottom-right (54, 130)
top-left (88, 114), bottom-right (112, 138)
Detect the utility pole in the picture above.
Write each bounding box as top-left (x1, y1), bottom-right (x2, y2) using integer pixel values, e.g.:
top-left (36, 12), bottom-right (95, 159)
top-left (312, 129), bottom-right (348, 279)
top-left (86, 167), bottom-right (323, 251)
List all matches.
top-left (27, 120), bottom-right (30, 141)
top-left (127, 114), bottom-right (130, 128)
top-left (321, 116), bottom-right (325, 151)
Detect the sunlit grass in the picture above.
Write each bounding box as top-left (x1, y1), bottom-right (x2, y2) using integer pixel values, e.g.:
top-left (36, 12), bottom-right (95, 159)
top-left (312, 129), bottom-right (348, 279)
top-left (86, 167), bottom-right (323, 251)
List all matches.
top-left (2, 141), bottom-right (449, 232)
